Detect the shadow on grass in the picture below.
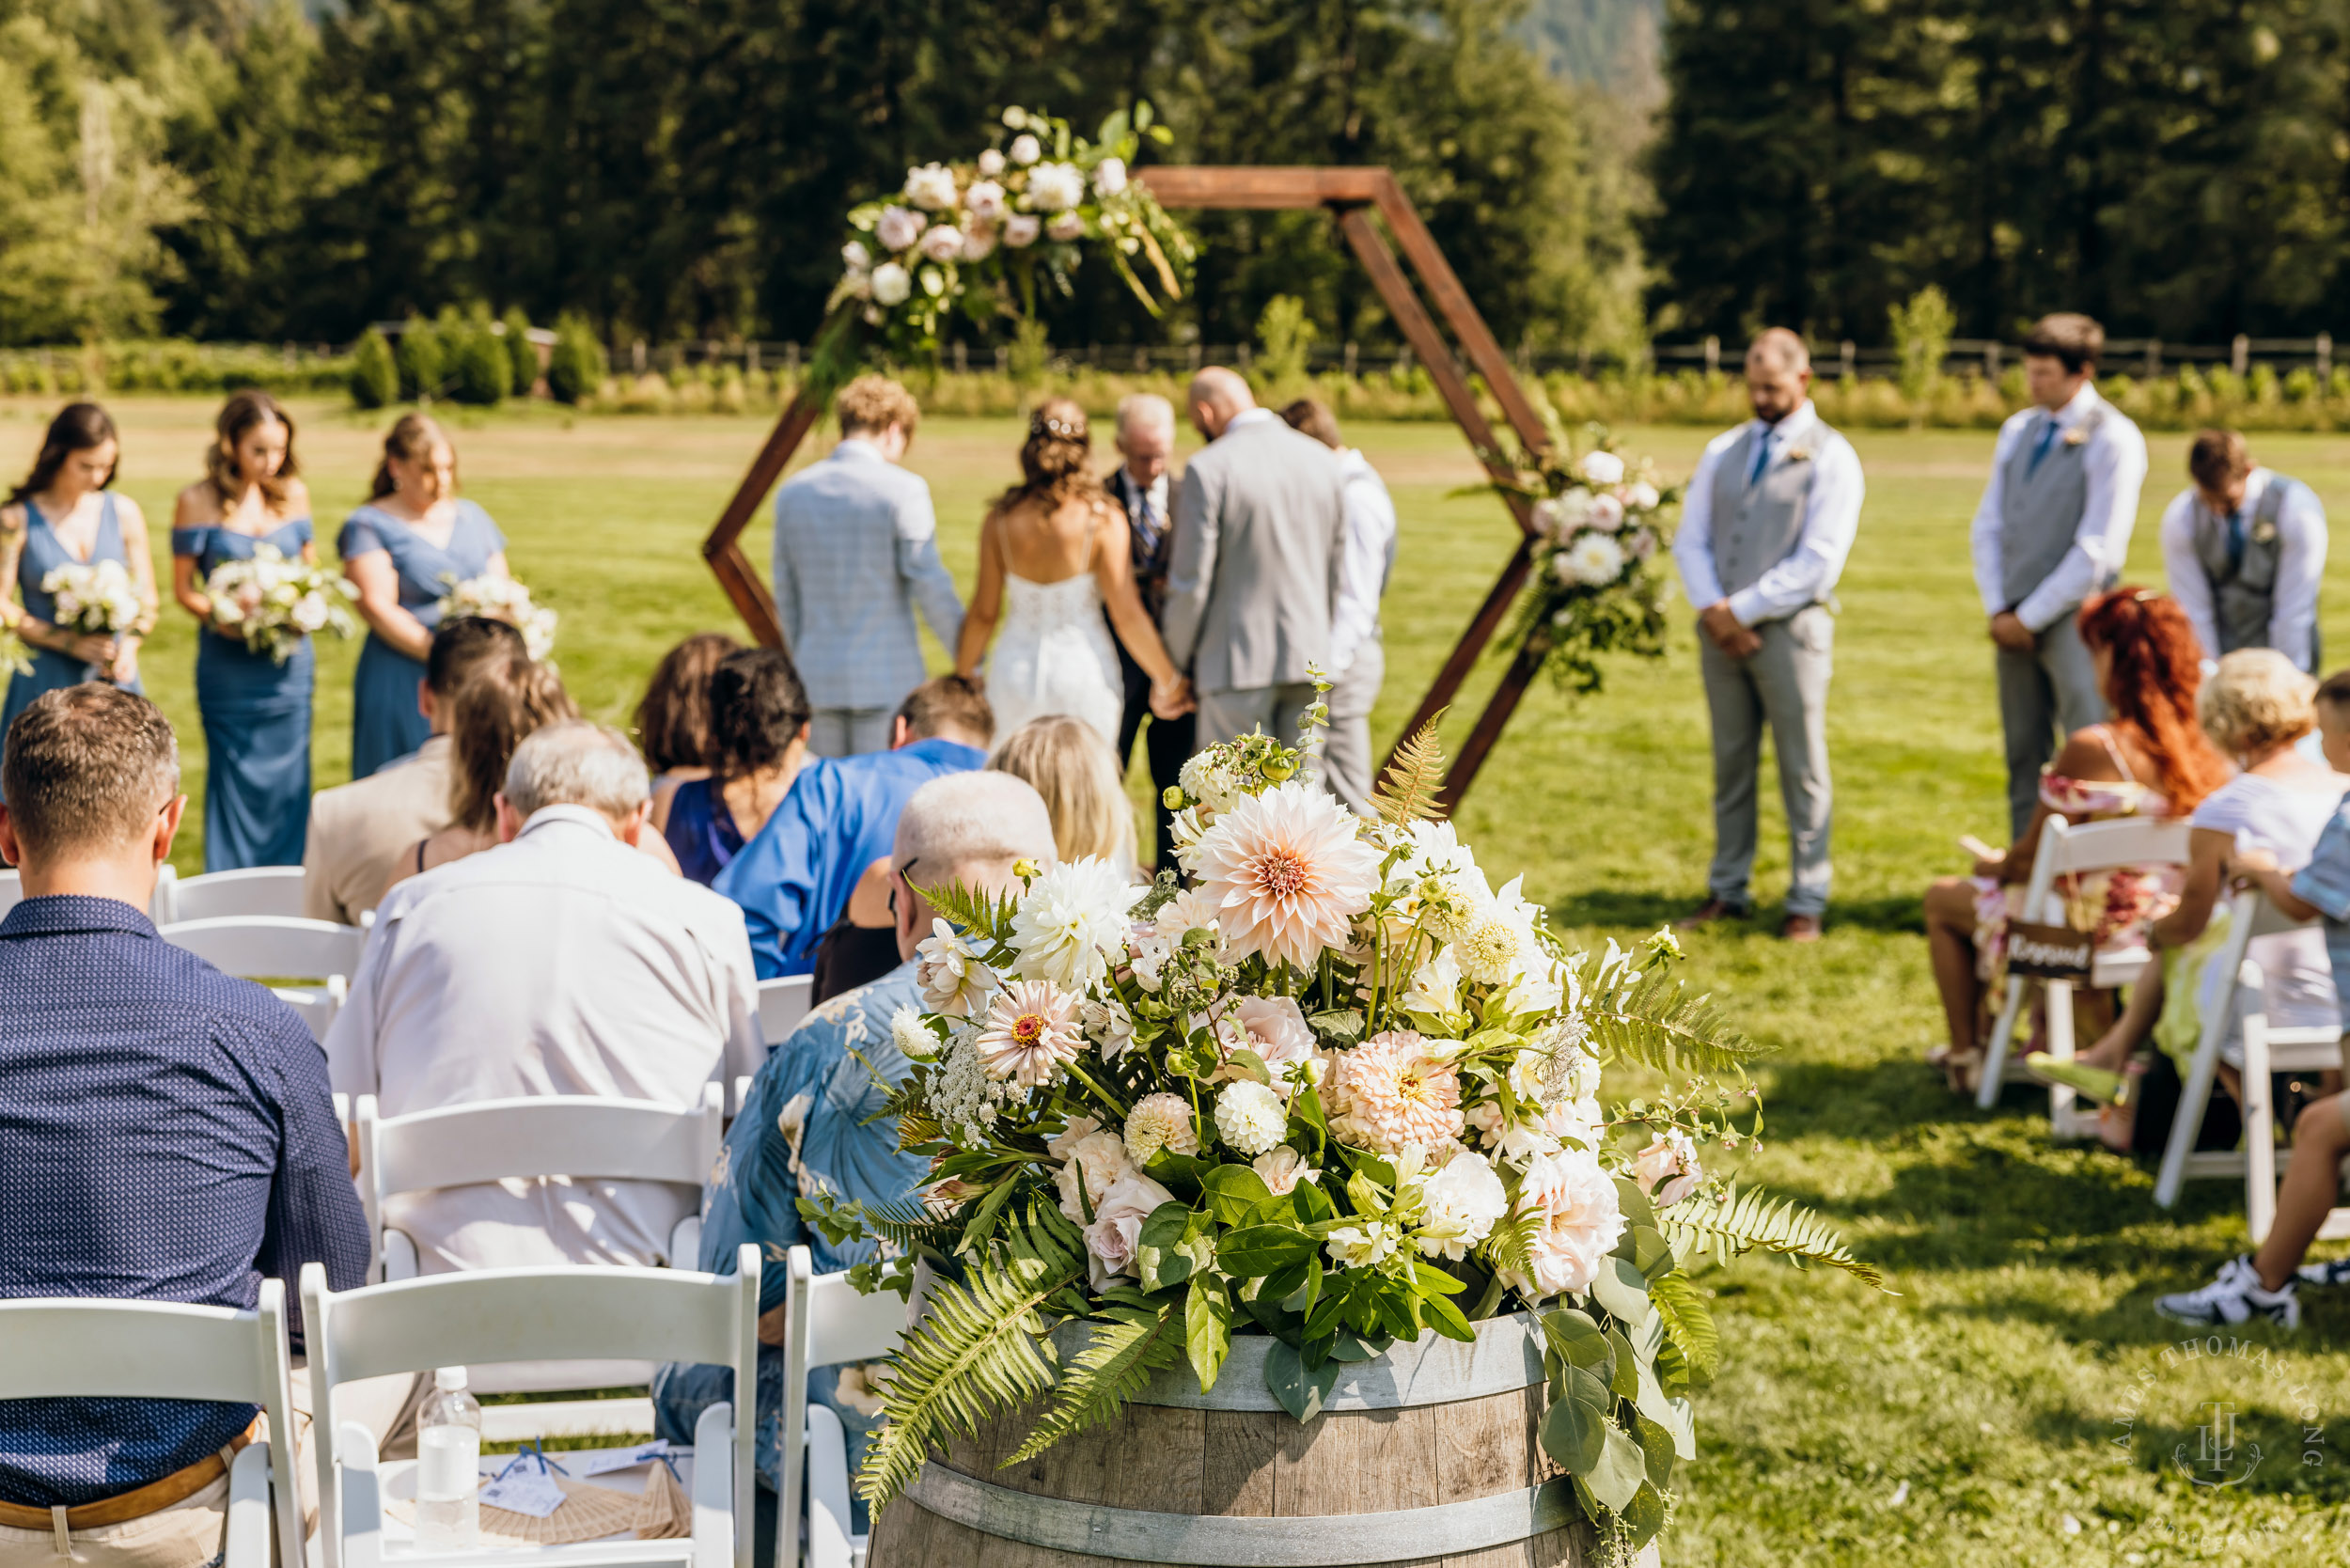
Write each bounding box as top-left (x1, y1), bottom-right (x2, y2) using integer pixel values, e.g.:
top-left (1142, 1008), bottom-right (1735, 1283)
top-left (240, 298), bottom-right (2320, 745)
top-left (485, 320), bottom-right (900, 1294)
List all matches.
top-left (1545, 888), bottom-right (1922, 935)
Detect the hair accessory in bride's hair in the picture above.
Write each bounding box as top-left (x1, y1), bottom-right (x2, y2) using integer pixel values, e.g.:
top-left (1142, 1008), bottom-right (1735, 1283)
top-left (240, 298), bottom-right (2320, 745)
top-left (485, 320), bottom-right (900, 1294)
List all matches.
top-left (1030, 411), bottom-right (1084, 441)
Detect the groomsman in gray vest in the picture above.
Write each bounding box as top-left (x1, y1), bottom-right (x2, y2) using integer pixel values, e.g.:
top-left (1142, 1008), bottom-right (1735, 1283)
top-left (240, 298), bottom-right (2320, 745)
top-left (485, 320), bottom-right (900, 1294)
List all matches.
top-left (1672, 330), bottom-right (1864, 942)
top-left (2158, 428), bottom-right (2326, 671)
top-left (1969, 314), bottom-right (2149, 838)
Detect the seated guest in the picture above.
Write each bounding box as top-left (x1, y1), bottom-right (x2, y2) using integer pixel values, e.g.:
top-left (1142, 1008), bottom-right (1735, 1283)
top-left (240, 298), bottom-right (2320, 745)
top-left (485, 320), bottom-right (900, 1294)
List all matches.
top-left (0, 685), bottom-right (368, 1559)
top-left (808, 859), bottom-right (899, 1007)
top-left (665, 648), bottom-right (811, 886)
top-left (325, 721), bottom-right (763, 1273)
top-left (1919, 589), bottom-right (2231, 1091)
top-left (640, 631), bottom-right (740, 832)
top-left (380, 648), bottom-right (576, 897)
top-left (650, 771), bottom-right (1058, 1509)
top-left (990, 713), bottom-right (1138, 876)
top-left (302, 616), bottom-right (525, 924)
top-left (715, 673), bottom-right (992, 979)
top-left (2034, 649), bottom-right (2344, 1141)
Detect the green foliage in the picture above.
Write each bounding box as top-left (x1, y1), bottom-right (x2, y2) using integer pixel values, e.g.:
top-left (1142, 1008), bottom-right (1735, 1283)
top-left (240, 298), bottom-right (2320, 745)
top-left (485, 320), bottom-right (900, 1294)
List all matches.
top-left (1645, 1269), bottom-right (1719, 1390)
top-left (446, 312), bottom-right (511, 404)
top-left (1662, 1183), bottom-right (1888, 1291)
top-left (501, 308), bottom-right (537, 394)
top-left (1007, 318), bottom-right (1050, 391)
top-left (1577, 963), bottom-right (1769, 1076)
top-left (350, 327), bottom-right (399, 408)
top-left (396, 316), bottom-right (442, 401)
top-left (1254, 295), bottom-right (1316, 393)
top-left (1888, 286), bottom-right (1954, 413)
top-left (1372, 713), bottom-right (1450, 825)
top-left (547, 315), bottom-right (605, 405)
top-left (1005, 1305), bottom-right (1182, 1464)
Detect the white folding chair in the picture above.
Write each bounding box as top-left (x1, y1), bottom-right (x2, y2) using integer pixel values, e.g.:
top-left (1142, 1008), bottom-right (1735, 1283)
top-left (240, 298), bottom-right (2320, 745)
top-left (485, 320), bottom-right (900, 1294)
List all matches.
top-left (162, 916), bottom-right (366, 1041)
top-left (758, 976), bottom-right (814, 1046)
top-left (168, 866), bottom-right (311, 923)
top-left (301, 1247), bottom-right (760, 1568)
top-left (150, 863), bottom-right (175, 924)
top-left (2154, 889), bottom-right (2350, 1242)
top-left (777, 1247), bottom-right (908, 1568)
top-left (0, 1279), bottom-right (305, 1568)
top-left (354, 1085), bottom-right (725, 1435)
top-left (0, 867), bottom-right (19, 920)
top-left (1977, 816), bottom-right (2193, 1134)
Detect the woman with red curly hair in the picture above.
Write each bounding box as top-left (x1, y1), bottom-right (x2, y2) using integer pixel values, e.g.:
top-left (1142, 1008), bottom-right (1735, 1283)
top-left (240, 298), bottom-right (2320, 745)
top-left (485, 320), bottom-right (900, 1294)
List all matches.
top-left (1922, 588), bottom-right (2232, 1090)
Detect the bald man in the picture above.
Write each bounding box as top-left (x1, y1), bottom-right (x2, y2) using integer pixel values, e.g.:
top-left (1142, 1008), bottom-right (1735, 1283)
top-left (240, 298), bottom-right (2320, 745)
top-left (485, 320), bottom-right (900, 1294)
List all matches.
top-left (1671, 329), bottom-right (1865, 941)
top-left (1162, 367), bottom-right (1349, 754)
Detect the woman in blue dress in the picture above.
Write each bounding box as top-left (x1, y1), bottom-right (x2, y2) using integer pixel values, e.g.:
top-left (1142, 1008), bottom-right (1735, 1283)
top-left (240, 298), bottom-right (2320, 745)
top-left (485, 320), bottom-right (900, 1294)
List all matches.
top-left (0, 402), bottom-right (159, 792)
top-left (170, 390), bottom-right (318, 870)
top-left (340, 414), bottom-right (511, 778)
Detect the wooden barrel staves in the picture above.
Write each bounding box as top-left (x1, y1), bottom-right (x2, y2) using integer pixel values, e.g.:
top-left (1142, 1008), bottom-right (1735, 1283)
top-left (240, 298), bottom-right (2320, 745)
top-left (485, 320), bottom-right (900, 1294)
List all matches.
top-left (869, 1313), bottom-right (1659, 1567)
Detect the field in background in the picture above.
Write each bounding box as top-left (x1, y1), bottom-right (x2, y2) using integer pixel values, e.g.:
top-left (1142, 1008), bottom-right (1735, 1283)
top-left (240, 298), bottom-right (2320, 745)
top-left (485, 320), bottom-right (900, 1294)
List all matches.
top-left (7, 399), bottom-right (2349, 1562)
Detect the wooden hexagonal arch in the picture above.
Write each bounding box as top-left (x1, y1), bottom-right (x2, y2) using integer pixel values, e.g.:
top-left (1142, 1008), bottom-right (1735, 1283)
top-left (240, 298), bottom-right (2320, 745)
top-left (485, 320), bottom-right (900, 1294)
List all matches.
top-left (701, 165), bottom-right (1554, 808)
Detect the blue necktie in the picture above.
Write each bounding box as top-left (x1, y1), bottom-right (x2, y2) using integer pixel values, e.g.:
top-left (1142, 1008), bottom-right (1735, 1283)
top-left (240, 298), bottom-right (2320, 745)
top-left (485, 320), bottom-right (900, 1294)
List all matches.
top-left (2225, 505), bottom-right (2248, 572)
top-left (1747, 432), bottom-right (1772, 487)
top-left (2025, 415), bottom-right (2060, 478)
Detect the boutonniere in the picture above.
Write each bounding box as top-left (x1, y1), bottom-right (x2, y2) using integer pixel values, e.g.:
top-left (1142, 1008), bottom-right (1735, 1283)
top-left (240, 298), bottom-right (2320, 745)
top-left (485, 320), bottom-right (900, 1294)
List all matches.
top-left (2061, 425), bottom-right (2089, 447)
top-left (2252, 518), bottom-right (2280, 545)
top-left (1786, 446), bottom-right (1813, 463)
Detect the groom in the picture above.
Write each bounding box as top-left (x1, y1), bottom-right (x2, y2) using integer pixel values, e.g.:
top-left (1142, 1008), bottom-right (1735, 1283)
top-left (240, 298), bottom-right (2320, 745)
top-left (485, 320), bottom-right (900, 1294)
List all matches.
top-left (1161, 367), bottom-right (1348, 754)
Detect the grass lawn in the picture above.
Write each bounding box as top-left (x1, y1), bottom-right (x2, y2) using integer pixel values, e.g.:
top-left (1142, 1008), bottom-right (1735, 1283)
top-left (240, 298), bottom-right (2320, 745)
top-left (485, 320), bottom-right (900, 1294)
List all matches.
top-left (7, 399), bottom-right (2349, 1563)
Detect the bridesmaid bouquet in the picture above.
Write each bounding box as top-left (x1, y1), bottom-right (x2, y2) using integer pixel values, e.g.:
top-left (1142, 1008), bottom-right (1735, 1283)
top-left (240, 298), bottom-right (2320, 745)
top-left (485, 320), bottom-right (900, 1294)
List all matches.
top-left (812, 722), bottom-right (1884, 1552)
top-left (0, 620), bottom-right (30, 678)
top-left (205, 545), bottom-right (360, 665)
top-left (438, 573), bottom-right (556, 660)
top-left (40, 560), bottom-right (145, 682)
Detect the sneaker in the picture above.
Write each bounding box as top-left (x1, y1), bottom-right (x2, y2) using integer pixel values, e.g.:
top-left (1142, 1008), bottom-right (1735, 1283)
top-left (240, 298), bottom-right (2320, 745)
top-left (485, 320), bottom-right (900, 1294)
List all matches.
top-left (2154, 1256), bottom-right (2300, 1329)
top-left (2024, 1054), bottom-right (2128, 1105)
top-left (2296, 1256), bottom-right (2350, 1288)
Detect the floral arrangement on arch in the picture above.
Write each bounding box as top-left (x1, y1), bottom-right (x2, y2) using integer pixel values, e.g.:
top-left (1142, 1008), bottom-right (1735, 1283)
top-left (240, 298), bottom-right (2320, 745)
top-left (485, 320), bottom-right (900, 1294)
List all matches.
top-left (808, 721), bottom-right (1884, 1553)
top-left (204, 545), bottom-right (359, 666)
top-left (822, 103), bottom-right (1196, 374)
top-left (1496, 425), bottom-right (1682, 696)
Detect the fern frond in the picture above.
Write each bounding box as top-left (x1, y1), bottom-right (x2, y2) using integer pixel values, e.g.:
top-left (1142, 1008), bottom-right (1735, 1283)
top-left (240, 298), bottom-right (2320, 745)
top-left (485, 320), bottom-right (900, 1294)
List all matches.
top-left (1645, 1269), bottom-right (1719, 1386)
top-left (1661, 1183), bottom-right (1888, 1292)
top-left (1582, 968), bottom-right (1771, 1075)
top-left (916, 878), bottom-right (1018, 944)
top-left (1003, 1304), bottom-right (1182, 1464)
top-left (847, 1193), bottom-right (964, 1256)
top-left (1481, 1205), bottom-right (1540, 1284)
top-left (855, 1202), bottom-right (1090, 1508)
top-left (1373, 713), bottom-right (1450, 825)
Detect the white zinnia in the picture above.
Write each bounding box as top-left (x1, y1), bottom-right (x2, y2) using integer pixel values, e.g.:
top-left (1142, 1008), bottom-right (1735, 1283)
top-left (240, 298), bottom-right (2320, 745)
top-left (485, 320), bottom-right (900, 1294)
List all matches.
top-left (902, 162), bottom-right (960, 212)
top-left (874, 205), bottom-right (925, 252)
top-left (1009, 133), bottom-right (1042, 165)
top-left (870, 262), bottom-right (912, 306)
top-left (1025, 162), bottom-right (1086, 212)
top-left (1123, 1091), bottom-right (1199, 1167)
top-left (1564, 532), bottom-right (1627, 587)
top-left (1415, 1148), bottom-right (1508, 1260)
top-left (890, 1005), bottom-right (941, 1062)
top-left (1214, 1080), bottom-right (1288, 1157)
top-left (1578, 450), bottom-right (1625, 486)
top-left (1010, 856), bottom-right (1142, 990)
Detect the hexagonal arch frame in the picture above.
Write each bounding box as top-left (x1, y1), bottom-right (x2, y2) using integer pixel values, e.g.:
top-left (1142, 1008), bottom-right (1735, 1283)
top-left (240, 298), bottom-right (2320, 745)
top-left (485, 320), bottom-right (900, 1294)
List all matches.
top-left (700, 165), bottom-right (1554, 808)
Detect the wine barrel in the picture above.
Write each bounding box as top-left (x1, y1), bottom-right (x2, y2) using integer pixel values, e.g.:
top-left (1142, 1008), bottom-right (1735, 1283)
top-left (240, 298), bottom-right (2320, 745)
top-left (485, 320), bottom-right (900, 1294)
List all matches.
top-left (870, 1313), bottom-right (1649, 1568)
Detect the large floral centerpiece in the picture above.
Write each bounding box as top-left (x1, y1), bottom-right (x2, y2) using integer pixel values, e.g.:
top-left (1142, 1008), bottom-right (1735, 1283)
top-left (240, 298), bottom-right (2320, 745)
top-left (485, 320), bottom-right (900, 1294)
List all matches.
top-left (204, 545), bottom-right (359, 665)
top-left (815, 103), bottom-right (1195, 383)
top-left (809, 724), bottom-right (1884, 1554)
top-left (1496, 425), bottom-right (1681, 696)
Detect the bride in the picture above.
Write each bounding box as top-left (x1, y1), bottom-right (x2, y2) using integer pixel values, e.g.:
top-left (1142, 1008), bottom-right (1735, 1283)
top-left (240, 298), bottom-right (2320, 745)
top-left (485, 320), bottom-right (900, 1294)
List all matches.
top-left (957, 398), bottom-right (1190, 745)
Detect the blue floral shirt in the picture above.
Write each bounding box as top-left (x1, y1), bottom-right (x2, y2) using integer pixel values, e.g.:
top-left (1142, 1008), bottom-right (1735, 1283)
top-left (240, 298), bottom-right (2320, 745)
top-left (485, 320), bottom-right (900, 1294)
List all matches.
top-left (650, 960), bottom-right (929, 1516)
top-left (2289, 788), bottom-right (2350, 1027)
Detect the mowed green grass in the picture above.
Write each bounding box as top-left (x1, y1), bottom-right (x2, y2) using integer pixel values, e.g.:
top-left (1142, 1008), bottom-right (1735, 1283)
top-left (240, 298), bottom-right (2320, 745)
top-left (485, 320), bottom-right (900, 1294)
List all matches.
top-left (9, 399), bottom-right (2350, 1562)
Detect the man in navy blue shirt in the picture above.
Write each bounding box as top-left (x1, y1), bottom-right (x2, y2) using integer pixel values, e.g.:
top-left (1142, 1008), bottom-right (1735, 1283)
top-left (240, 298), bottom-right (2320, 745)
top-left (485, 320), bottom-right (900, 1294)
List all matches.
top-left (715, 675), bottom-right (992, 978)
top-left (0, 685), bottom-right (368, 1565)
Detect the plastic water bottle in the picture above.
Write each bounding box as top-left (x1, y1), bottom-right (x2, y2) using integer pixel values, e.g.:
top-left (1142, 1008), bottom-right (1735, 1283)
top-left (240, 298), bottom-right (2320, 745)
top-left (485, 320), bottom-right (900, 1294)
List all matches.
top-left (415, 1366), bottom-right (481, 1551)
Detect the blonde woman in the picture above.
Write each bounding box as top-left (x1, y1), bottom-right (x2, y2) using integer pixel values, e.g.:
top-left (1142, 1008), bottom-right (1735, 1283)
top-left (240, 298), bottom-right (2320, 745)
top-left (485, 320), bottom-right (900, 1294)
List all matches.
top-left (956, 398), bottom-right (1189, 747)
top-left (989, 714), bottom-right (1138, 877)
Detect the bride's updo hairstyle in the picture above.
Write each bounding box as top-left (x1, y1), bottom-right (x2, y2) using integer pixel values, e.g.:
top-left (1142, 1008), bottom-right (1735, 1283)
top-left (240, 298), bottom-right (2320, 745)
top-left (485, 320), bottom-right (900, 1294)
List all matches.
top-left (995, 397), bottom-right (1102, 510)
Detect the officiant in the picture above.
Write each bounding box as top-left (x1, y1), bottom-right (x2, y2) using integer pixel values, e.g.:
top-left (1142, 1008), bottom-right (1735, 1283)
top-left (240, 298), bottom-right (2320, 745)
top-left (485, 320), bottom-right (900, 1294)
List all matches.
top-left (1105, 393), bottom-right (1192, 870)
top-left (2157, 428), bottom-right (2326, 673)
top-left (1672, 329), bottom-right (1864, 943)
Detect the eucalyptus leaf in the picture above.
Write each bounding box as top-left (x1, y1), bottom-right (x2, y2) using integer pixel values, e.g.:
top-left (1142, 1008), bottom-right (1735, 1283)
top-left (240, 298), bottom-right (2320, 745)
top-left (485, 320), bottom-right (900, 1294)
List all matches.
top-left (1635, 1356), bottom-right (1697, 1460)
top-left (1611, 1174), bottom-right (1659, 1231)
top-left (1539, 1377), bottom-right (1610, 1474)
top-left (1620, 1224), bottom-right (1675, 1282)
top-left (1589, 1256), bottom-right (1653, 1328)
top-left (1224, 1047), bottom-right (1275, 1086)
top-left (1541, 1307), bottom-right (1613, 1373)
top-left (1630, 1412), bottom-right (1676, 1492)
top-left (1606, 1329), bottom-right (1640, 1401)
top-left (1263, 1339), bottom-right (1341, 1422)
top-left (1585, 1425), bottom-right (1647, 1513)
top-left (1618, 1481), bottom-right (1668, 1549)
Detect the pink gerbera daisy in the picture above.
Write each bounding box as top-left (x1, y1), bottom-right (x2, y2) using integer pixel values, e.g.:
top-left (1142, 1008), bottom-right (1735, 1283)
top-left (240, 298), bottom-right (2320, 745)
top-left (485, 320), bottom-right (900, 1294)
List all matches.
top-left (1191, 783), bottom-right (1382, 971)
top-left (974, 978), bottom-right (1085, 1087)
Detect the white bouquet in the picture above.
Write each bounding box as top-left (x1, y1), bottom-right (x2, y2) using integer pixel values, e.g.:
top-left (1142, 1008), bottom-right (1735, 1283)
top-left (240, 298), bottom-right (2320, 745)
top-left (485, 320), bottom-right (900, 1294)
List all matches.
top-left (204, 545), bottom-right (359, 666)
top-left (437, 572), bottom-right (556, 660)
top-left (40, 559), bottom-right (144, 681)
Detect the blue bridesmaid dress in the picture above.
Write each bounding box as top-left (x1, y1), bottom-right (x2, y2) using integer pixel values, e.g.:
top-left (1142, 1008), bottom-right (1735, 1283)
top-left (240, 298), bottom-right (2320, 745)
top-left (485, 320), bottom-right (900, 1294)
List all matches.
top-left (662, 776), bottom-right (745, 886)
top-left (339, 499), bottom-right (506, 779)
top-left (2, 494), bottom-right (143, 797)
top-left (174, 519), bottom-right (317, 870)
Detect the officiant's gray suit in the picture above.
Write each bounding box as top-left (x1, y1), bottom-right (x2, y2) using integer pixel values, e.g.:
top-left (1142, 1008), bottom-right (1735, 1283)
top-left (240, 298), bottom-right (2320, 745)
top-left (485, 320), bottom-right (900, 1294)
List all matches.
top-left (1162, 409), bottom-right (1349, 750)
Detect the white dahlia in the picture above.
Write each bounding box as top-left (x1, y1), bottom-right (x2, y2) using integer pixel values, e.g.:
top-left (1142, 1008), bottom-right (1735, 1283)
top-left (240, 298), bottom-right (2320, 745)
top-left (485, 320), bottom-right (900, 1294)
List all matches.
top-left (1191, 783), bottom-right (1382, 972)
top-left (1214, 1080), bottom-right (1288, 1156)
top-left (1010, 856), bottom-right (1144, 990)
top-left (1564, 532), bottom-right (1628, 587)
top-left (1026, 161), bottom-right (1086, 212)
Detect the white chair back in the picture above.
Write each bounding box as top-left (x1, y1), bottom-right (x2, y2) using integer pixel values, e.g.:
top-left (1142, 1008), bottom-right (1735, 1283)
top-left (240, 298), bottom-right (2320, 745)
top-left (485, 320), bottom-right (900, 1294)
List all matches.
top-left (0, 868), bottom-right (20, 921)
top-left (0, 1279), bottom-right (304, 1567)
top-left (166, 866), bottom-right (310, 923)
top-left (2041, 816), bottom-right (2193, 881)
top-left (301, 1249), bottom-right (760, 1568)
top-left (162, 916), bottom-right (365, 979)
top-left (779, 1246), bottom-right (910, 1568)
top-left (758, 975), bottom-right (814, 1045)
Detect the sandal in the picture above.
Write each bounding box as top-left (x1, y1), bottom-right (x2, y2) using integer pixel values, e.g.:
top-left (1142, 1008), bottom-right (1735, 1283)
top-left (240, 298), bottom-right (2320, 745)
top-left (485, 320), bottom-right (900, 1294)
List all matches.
top-left (1941, 1046), bottom-right (1984, 1094)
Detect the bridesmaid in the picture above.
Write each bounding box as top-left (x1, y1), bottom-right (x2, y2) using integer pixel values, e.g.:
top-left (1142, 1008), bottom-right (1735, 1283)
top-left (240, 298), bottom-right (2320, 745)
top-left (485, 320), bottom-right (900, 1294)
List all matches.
top-left (170, 391), bottom-right (317, 870)
top-left (340, 414), bottom-right (510, 778)
top-left (0, 402), bottom-right (158, 790)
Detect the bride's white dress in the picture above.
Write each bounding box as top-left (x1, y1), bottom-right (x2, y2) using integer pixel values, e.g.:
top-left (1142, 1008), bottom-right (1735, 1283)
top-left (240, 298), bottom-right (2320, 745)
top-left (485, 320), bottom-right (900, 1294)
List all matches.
top-left (986, 569), bottom-right (1124, 747)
